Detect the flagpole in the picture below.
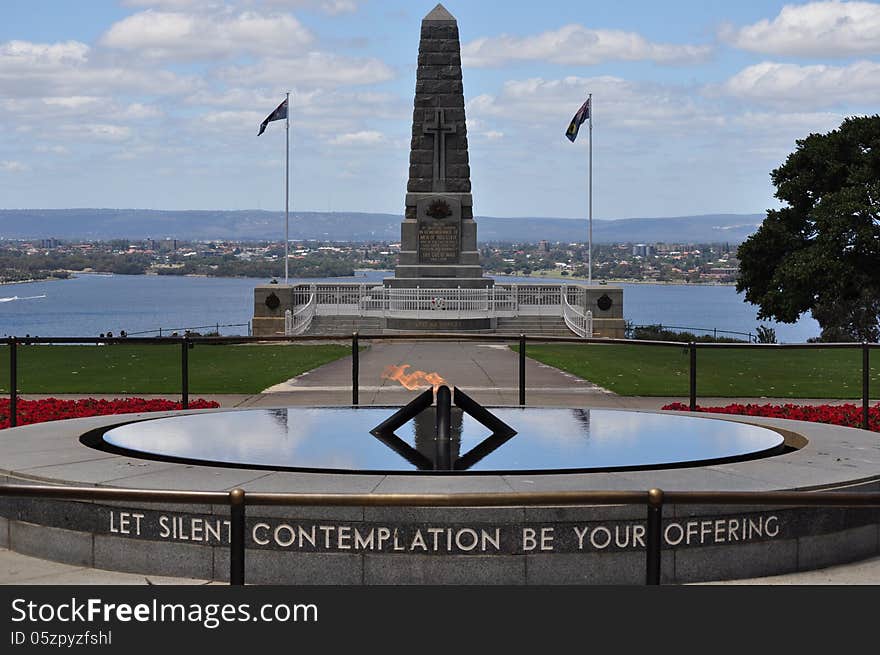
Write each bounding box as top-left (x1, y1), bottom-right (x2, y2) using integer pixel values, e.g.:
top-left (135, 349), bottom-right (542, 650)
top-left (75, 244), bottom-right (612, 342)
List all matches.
top-left (588, 93), bottom-right (593, 286)
top-left (285, 91), bottom-right (290, 285)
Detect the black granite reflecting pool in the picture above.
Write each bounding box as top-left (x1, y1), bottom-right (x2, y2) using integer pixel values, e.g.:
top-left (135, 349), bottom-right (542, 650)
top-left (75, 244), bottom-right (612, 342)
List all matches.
top-left (98, 408), bottom-right (787, 474)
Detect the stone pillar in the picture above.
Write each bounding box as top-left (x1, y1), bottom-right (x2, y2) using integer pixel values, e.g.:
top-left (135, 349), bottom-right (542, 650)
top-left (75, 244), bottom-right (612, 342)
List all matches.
top-left (387, 3), bottom-right (491, 289)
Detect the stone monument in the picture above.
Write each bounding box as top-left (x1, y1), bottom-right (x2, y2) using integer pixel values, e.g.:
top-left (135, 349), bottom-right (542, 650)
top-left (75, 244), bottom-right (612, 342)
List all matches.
top-left (251, 4), bottom-right (625, 338)
top-left (386, 3), bottom-right (491, 290)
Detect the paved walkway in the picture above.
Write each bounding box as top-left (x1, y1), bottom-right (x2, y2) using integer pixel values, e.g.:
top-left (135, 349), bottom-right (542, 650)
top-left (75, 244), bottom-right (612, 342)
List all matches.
top-left (6, 340), bottom-right (880, 585)
top-left (2, 548), bottom-right (878, 585)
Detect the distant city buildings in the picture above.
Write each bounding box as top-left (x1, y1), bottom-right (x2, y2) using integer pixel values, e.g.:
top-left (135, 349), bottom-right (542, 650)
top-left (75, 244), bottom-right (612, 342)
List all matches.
top-left (0, 237), bottom-right (740, 285)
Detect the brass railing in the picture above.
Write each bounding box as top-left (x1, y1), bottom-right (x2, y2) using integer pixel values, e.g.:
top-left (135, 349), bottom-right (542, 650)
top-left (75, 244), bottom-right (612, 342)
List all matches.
top-left (2, 484), bottom-right (880, 585)
top-left (2, 334), bottom-right (876, 426)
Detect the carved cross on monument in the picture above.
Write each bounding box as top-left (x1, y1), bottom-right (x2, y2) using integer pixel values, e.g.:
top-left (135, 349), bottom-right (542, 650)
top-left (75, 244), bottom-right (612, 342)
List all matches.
top-left (423, 108), bottom-right (456, 192)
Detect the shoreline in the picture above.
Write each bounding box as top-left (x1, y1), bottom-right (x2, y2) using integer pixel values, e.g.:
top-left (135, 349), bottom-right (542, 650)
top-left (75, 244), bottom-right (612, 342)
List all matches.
top-left (2, 270), bottom-right (736, 287)
top-left (488, 273), bottom-right (736, 287)
top-left (0, 276), bottom-right (71, 287)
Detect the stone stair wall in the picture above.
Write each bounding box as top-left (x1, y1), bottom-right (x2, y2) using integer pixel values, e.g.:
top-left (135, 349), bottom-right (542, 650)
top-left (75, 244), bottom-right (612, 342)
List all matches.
top-left (494, 316), bottom-right (576, 337)
top-left (304, 315), bottom-right (385, 336)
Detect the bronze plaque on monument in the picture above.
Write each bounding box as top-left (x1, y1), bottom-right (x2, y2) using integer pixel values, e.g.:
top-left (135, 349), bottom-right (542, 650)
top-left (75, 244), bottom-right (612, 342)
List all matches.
top-left (417, 196), bottom-right (461, 265)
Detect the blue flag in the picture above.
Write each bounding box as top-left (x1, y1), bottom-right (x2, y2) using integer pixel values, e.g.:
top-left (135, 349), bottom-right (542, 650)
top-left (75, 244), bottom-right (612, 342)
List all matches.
top-left (258, 98), bottom-right (288, 136)
top-left (565, 97), bottom-right (590, 142)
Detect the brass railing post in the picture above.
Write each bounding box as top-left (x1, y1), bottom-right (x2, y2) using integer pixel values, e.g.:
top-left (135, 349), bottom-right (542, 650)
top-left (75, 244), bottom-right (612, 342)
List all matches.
top-left (352, 332), bottom-right (359, 406)
top-left (229, 488), bottom-right (246, 586)
top-left (689, 342), bottom-right (697, 412)
top-left (181, 336), bottom-right (189, 410)
top-left (646, 488), bottom-right (664, 585)
top-left (519, 334), bottom-right (526, 406)
top-left (9, 337), bottom-right (17, 428)
top-left (863, 342), bottom-right (870, 431)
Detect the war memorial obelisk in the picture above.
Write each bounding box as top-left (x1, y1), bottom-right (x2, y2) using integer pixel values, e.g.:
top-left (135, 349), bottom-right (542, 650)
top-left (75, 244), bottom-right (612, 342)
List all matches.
top-left (252, 4), bottom-right (625, 338)
top-left (385, 3), bottom-right (491, 292)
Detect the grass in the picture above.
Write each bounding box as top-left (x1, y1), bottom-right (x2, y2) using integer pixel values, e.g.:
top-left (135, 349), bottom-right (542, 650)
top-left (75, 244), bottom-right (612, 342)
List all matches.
top-left (0, 343), bottom-right (354, 394)
top-left (517, 343), bottom-right (877, 398)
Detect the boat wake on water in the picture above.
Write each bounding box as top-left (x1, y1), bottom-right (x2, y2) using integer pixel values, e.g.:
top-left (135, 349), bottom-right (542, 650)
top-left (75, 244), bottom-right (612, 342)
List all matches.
top-left (0, 294), bottom-right (47, 303)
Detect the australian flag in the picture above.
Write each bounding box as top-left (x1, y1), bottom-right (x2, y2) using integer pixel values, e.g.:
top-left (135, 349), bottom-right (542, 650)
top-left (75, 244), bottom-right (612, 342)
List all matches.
top-left (565, 97), bottom-right (590, 142)
top-left (258, 98), bottom-right (288, 136)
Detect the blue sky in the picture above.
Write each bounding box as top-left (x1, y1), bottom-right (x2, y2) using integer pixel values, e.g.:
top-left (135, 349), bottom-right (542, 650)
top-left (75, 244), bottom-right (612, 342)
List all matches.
top-left (1, 1), bottom-right (879, 220)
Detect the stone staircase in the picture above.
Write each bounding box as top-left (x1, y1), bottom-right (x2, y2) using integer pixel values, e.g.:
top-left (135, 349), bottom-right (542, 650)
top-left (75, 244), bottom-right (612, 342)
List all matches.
top-left (494, 316), bottom-right (577, 337)
top-left (303, 315), bottom-right (578, 337)
top-left (304, 315), bottom-right (384, 336)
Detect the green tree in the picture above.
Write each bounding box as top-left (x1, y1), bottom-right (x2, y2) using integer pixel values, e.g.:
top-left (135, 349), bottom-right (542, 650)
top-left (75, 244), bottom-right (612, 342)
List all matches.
top-left (737, 115), bottom-right (880, 341)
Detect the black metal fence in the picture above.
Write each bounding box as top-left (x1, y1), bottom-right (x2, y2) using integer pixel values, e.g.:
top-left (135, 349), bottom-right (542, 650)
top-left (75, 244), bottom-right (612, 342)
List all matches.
top-left (123, 322), bottom-right (251, 337)
top-left (1, 482), bottom-right (879, 585)
top-left (630, 324), bottom-right (757, 342)
top-left (1, 333), bottom-right (876, 429)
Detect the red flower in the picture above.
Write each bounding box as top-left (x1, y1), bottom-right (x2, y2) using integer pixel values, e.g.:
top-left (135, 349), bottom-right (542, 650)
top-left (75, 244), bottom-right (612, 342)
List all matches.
top-left (661, 401), bottom-right (880, 432)
top-left (0, 398), bottom-right (220, 429)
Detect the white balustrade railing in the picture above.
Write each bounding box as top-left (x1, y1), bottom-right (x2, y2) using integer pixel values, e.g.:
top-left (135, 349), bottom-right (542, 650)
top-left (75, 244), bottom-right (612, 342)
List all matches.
top-left (562, 301), bottom-right (593, 339)
top-left (282, 283), bottom-right (597, 336)
top-left (284, 291), bottom-right (316, 335)
top-left (560, 284), bottom-right (593, 338)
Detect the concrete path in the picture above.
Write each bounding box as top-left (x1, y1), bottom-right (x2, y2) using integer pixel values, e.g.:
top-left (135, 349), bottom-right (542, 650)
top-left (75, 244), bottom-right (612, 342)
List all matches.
top-left (2, 547), bottom-right (878, 585)
top-left (257, 340), bottom-right (611, 406)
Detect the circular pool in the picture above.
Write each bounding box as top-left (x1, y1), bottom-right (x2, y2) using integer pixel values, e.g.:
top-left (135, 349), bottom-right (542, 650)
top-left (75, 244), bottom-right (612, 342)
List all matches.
top-left (97, 407), bottom-right (786, 474)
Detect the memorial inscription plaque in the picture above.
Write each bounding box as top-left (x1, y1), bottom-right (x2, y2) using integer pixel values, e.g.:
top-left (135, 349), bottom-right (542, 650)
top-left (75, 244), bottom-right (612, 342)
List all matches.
top-left (417, 196), bottom-right (461, 265)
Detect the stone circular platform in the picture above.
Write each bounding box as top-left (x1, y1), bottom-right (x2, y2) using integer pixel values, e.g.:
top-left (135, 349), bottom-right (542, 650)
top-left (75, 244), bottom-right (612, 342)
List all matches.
top-left (1, 407), bottom-right (879, 585)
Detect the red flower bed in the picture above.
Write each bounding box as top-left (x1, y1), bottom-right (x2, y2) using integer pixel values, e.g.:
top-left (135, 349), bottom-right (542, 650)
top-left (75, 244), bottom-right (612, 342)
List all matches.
top-left (0, 397), bottom-right (220, 430)
top-left (662, 402), bottom-right (880, 432)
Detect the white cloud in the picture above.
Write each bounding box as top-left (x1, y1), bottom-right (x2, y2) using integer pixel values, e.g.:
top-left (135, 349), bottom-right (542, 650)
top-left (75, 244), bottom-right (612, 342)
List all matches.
top-left (122, 0), bottom-right (221, 7)
top-left (468, 76), bottom-right (715, 132)
top-left (318, 0), bottom-right (358, 14)
top-left (0, 161), bottom-right (29, 173)
top-left (462, 25), bottom-right (711, 67)
top-left (0, 40), bottom-right (89, 69)
top-left (101, 9), bottom-right (314, 60)
top-left (0, 39), bottom-right (198, 97)
top-left (62, 124), bottom-right (133, 141)
top-left (717, 60), bottom-right (880, 107)
top-left (121, 103), bottom-right (164, 119)
top-left (261, 0), bottom-right (361, 15)
top-left (721, 1), bottom-right (880, 57)
top-left (218, 52), bottom-right (395, 88)
top-left (127, 0), bottom-right (363, 13)
top-left (34, 145), bottom-right (71, 155)
top-left (329, 130), bottom-right (384, 145)
top-left (201, 109), bottom-right (265, 127)
top-left (42, 96), bottom-right (103, 109)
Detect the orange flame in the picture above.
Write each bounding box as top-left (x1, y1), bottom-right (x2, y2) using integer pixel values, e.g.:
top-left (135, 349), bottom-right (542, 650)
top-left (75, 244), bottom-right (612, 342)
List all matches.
top-left (382, 364), bottom-right (446, 391)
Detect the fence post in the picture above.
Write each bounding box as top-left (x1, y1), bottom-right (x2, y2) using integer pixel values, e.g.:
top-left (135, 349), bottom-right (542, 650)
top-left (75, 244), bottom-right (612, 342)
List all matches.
top-left (689, 341), bottom-right (697, 412)
top-left (863, 342), bottom-right (870, 431)
top-left (645, 488), bottom-right (664, 585)
top-left (352, 332), bottom-right (359, 406)
top-left (181, 336), bottom-right (189, 410)
top-left (9, 337), bottom-right (17, 428)
top-left (229, 488), bottom-right (246, 586)
top-left (519, 334), bottom-right (526, 406)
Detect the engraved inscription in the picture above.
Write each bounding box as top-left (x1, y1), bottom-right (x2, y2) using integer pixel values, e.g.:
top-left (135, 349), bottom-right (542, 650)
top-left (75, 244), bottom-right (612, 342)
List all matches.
top-left (419, 221), bottom-right (459, 264)
top-left (99, 506), bottom-right (789, 554)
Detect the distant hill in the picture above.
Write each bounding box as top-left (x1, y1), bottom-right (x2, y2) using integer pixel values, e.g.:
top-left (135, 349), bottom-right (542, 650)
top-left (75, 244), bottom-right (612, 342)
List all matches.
top-left (0, 209), bottom-right (764, 244)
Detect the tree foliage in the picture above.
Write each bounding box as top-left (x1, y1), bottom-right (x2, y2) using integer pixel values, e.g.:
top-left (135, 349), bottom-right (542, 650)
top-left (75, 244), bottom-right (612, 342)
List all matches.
top-left (737, 115), bottom-right (880, 341)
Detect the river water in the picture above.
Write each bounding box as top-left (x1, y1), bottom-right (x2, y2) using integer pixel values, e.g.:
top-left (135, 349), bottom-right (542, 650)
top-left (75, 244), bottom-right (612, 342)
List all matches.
top-left (0, 272), bottom-right (819, 342)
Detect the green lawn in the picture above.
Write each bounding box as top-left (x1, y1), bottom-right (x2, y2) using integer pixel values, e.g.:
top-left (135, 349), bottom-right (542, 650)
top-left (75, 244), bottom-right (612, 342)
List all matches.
top-left (517, 343), bottom-right (876, 398)
top-left (0, 344), bottom-right (354, 394)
